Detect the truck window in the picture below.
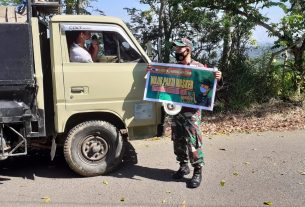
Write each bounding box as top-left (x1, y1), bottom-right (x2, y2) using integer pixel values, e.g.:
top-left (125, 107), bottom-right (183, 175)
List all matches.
top-left (65, 28), bottom-right (144, 63)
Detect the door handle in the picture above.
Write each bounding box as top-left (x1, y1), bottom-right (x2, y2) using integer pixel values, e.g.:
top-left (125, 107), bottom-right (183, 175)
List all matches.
top-left (71, 87), bottom-right (85, 93)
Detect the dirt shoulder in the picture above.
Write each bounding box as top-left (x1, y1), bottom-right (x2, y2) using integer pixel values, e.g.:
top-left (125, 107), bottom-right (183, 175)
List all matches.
top-left (201, 100), bottom-right (305, 135)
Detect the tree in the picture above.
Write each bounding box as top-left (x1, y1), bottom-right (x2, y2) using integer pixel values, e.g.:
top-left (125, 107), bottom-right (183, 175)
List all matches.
top-left (126, 0), bottom-right (186, 62)
top-left (126, 0), bottom-right (222, 65)
top-left (127, 0), bottom-right (264, 109)
top-left (64, 0), bottom-right (92, 14)
top-left (188, 0), bottom-right (305, 97)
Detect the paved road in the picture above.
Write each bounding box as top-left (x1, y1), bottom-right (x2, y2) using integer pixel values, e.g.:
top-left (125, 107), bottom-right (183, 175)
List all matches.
top-left (0, 130), bottom-right (305, 207)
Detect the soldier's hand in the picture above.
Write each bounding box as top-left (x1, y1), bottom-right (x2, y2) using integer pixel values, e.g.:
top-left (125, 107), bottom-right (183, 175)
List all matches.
top-left (214, 71), bottom-right (222, 81)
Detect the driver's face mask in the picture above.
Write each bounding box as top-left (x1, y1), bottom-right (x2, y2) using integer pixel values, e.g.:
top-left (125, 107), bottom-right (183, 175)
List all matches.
top-left (85, 40), bottom-right (91, 48)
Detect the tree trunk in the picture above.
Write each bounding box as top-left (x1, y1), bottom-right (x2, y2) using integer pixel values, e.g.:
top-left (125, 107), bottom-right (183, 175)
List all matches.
top-left (220, 13), bottom-right (232, 72)
top-left (158, 0), bottom-right (165, 62)
top-left (76, 0), bottom-right (80, 14)
top-left (163, 31), bottom-right (171, 63)
top-left (162, 2), bottom-right (173, 63)
top-left (281, 50), bottom-right (288, 96)
top-left (292, 47), bottom-right (305, 97)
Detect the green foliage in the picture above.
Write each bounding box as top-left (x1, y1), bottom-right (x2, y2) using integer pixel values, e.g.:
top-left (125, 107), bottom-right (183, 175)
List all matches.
top-left (281, 70), bottom-right (295, 98)
top-left (188, 0), bottom-right (305, 98)
top-left (218, 50), bottom-right (284, 111)
top-left (63, 0), bottom-right (92, 14)
top-left (126, 0), bottom-right (223, 63)
top-left (0, 0), bottom-right (22, 6)
top-left (128, 0), bottom-right (304, 110)
top-left (221, 59), bottom-right (258, 110)
top-left (250, 54), bottom-right (282, 102)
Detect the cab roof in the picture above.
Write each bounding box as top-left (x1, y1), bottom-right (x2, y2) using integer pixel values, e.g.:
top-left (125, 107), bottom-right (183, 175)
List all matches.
top-left (51, 15), bottom-right (125, 25)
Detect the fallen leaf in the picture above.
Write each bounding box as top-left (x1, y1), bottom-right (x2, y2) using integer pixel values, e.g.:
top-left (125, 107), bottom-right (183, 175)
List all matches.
top-left (166, 190), bottom-right (171, 194)
top-left (233, 172), bottom-right (239, 176)
top-left (41, 196), bottom-right (51, 203)
top-left (252, 148), bottom-right (257, 151)
top-left (219, 148), bottom-right (228, 151)
top-left (263, 201), bottom-right (273, 206)
top-left (220, 180), bottom-right (225, 187)
top-left (208, 137), bottom-right (212, 140)
top-left (102, 180), bottom-right (108, 185)
top-left (181, 200), bottom-right (186, 207)
top-left (244, 162), bottom-right (250, 165)
top-left (120, 197), bottom-right (125, 202)
top-left (161, 199), bottom-right (166, 204)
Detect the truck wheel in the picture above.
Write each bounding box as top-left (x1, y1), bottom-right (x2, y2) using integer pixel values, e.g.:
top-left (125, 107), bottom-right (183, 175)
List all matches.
top-left (64, 120), bottom-right (124, 176)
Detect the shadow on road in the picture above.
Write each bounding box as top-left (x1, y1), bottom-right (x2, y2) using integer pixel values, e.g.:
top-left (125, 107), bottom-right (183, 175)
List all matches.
top-left (0, 141), bottom-right (181, 183)
top-left (110, 163), bottom-right (180, 182)
top-left (0, 149), bottom-right (78, 181)
top-left (110, 141), bottom-right (185, 183)
top-left (0, 177), bottom-right (11, 184)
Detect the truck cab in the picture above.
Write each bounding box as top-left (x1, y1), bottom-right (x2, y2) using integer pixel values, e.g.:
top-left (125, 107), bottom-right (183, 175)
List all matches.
top-left (0, 3), bottom-right (161, 176)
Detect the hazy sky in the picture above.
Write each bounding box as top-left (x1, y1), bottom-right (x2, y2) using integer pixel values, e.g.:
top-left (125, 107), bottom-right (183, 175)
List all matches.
top-left (252, 6), bottom-right (284, 43)
top-left (91, 0), bottom-right (148, 19)
top-left (92, 0), bottom-right (285, 44)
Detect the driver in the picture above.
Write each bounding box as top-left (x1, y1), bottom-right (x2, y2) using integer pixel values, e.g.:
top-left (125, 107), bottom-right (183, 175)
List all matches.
top-left (69, 31), bottom-right (99, 63)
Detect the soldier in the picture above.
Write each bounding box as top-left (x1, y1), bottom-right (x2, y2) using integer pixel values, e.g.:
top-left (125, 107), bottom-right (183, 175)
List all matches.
top-left (171, 37), bottom-right (222, 188)
top-left (195, 79), bottom-right (212, 107)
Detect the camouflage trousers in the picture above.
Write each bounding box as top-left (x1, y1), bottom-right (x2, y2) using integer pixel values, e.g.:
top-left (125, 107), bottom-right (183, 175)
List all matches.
top-left (171, 109), bottom-right (204, 167)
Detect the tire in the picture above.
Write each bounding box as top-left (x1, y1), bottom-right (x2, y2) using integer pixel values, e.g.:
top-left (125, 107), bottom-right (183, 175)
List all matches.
top-left (64, 120), bottom-right (124, 176)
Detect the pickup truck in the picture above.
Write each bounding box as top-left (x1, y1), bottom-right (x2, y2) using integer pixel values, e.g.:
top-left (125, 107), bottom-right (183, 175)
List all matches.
top-left (0, 2), bottom-right (161, 176)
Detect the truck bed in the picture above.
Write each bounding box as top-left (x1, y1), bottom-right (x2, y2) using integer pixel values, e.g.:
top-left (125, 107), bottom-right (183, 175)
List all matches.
top-left (0, 21), bottom-right (36, 126)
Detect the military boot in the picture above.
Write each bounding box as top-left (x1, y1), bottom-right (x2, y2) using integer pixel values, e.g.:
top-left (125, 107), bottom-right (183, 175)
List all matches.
top-left (172, 163), bottom-right (190, 179)
top-left (187, 167), bottom-right (202, 188)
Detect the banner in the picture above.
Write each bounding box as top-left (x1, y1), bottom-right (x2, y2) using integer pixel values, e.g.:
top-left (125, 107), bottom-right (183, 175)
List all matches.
top-left (144, 62), bottom-right (217, 111)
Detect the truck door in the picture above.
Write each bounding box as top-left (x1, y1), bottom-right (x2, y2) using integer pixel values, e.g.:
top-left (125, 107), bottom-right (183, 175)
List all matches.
top-left (59, 23), bottom-right (159, 137)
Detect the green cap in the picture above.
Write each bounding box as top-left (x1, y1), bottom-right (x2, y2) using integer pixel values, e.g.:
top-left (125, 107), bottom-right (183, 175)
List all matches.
top-left (173, 37), bottom-right (193, 50)
top-left (201, 79), bottom-right (211, 88)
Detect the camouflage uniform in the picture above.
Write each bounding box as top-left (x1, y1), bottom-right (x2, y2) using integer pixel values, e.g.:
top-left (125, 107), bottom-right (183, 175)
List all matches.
top-left (171, 60), bottom-right (205, 168)
top-left (171, 109), bottom-right (204, 167)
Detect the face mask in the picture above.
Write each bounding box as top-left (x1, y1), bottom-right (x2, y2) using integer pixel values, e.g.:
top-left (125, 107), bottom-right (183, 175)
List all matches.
top-left (175, 50), bottom-right (189, 62)
top-left (85, 40), bottom-right (91, 47)
top-left (200, 87), bottom-right (208, 93)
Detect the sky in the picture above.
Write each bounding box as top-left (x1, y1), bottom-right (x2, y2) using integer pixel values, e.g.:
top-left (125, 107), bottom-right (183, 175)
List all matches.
top-left (252, 6), bottom-right (285, 44)
top-left (92, 0), bottom-right (285, 44)
top-left (91, 0), bottom-right (148, 20)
